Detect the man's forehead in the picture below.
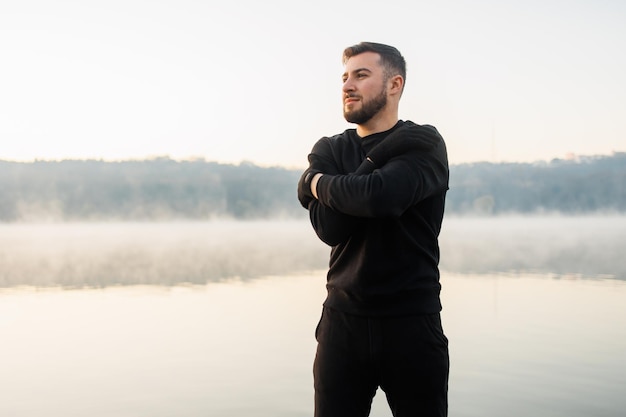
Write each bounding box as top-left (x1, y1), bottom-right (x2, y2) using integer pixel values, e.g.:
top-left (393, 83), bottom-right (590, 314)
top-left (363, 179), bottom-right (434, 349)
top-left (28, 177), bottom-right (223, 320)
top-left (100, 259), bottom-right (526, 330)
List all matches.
top-left (344, 52), bottom-right (382, 72)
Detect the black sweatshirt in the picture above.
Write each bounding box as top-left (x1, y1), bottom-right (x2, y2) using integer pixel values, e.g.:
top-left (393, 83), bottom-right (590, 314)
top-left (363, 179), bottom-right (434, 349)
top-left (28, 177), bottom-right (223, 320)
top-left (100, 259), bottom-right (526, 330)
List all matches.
top-left (305, 120), bottom-right (449, 317)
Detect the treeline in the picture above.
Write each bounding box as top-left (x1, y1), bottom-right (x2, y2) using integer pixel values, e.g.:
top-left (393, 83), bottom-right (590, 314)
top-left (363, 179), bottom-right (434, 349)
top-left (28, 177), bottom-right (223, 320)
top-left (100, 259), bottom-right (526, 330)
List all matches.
top-left (0, 158), bottom-right (301, 221)
top-left (449, 152), bottom-right (626, 215)
top-left (0, 153), bottom-right (624, 221)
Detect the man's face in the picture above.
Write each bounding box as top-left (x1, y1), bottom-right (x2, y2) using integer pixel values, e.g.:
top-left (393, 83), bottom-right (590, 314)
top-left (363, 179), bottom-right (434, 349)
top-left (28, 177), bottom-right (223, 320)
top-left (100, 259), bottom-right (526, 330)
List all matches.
top-left (342, 52), bottom-right (388, 125)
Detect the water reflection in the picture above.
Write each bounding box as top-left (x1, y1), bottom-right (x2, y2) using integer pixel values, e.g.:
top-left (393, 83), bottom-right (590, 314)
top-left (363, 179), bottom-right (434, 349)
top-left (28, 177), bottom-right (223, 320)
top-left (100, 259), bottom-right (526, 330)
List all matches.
top-left (442, 273), bottom-right (626, 417)
top-left (1, 272), bottom-right (625, 417)
top-left (0, 274), bottom-right (325, 417)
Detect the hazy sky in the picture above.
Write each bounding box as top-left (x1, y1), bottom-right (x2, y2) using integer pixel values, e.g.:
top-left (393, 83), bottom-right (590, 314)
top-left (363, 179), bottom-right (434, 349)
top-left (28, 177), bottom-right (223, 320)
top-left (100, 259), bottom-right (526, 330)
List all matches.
top-left (2, 0), bottom-right (624, 168)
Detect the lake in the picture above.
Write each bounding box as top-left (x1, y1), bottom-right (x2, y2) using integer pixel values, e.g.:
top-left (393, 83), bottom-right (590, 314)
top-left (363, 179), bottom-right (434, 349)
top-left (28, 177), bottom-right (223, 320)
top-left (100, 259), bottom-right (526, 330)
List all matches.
top-left (1, 216), bottom-right (625, 416)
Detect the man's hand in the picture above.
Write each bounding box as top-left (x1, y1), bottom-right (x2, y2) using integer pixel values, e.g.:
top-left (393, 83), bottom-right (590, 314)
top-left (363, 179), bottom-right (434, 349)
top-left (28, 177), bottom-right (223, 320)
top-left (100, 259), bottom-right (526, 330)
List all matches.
top-left (310, 173), bottom-right (323, 199)
top-left (356, 122), bottom-right (440, 174)
top-left (297, 168), bottom-right (323, 208)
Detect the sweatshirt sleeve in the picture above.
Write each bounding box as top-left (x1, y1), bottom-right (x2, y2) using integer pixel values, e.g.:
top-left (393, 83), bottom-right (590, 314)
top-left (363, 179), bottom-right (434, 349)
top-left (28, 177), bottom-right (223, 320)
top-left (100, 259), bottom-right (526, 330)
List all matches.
top-left (315, 138), bottom-right (449, 218)
top-left (304, 137), bottom-right (361, 246)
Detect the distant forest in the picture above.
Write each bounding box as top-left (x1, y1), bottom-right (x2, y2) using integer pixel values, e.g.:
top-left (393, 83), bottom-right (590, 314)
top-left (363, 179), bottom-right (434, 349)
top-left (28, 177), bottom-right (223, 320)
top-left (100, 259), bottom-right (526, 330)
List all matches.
top-left (1, 152), bottom-right (624, 221)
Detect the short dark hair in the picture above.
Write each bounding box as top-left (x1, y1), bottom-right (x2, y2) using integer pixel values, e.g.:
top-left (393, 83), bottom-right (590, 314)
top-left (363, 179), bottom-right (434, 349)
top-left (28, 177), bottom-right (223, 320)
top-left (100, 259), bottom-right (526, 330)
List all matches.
top-left (342, 42), bottom-right (406, 84)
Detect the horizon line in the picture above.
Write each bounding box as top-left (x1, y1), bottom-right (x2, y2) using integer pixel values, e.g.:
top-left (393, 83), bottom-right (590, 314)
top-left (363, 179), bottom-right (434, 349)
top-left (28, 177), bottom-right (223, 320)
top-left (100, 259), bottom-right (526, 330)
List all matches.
top-left (1, 150), bottom-right (624, 168)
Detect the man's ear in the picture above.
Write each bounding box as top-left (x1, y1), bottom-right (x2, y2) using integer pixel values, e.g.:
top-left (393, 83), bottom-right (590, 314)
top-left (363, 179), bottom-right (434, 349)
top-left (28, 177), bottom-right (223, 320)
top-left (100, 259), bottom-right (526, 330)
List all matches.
top-left (388, 74), bottom-right (404, 96)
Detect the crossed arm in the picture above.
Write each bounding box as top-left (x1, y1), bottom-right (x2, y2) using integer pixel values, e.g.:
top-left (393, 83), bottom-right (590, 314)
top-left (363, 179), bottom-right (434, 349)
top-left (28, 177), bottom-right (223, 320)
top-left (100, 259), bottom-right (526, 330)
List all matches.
top-left (297, 123), bottom-right (447, 246)
top-left (297, 140), bottom-right (361, 246)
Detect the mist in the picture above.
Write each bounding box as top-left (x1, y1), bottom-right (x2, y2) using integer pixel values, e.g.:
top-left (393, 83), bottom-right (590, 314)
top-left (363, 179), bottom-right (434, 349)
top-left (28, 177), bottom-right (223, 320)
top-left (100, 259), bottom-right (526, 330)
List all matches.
top-left (439, 215), bottom-right (626, 279)
top-left (0, 221), bottom-right (327, 288)
top-left (1, 215), bottom-right (624, 289)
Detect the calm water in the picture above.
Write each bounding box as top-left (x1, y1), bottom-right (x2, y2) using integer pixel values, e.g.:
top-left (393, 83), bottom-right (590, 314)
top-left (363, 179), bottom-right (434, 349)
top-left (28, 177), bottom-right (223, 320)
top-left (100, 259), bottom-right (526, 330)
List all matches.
top-left (1, 217), bottom-right (625, 416)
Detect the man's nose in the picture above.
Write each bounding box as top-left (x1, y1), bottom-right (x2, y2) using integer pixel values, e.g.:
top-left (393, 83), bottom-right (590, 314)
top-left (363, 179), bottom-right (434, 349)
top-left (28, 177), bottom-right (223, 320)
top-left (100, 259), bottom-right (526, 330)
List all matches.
top-left (342, 78), bottom-right (355, 93)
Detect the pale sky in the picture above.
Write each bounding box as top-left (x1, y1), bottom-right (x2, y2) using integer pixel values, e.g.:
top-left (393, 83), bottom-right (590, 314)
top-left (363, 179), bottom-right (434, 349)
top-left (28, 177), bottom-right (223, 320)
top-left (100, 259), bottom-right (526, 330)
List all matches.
top-left (1, 0), bottom-right (625, 168)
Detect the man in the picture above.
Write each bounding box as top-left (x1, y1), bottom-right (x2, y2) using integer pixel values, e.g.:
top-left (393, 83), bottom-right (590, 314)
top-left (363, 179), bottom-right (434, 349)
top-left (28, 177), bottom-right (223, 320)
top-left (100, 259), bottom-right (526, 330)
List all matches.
top-left (297, 42), bottom-right (450, 417)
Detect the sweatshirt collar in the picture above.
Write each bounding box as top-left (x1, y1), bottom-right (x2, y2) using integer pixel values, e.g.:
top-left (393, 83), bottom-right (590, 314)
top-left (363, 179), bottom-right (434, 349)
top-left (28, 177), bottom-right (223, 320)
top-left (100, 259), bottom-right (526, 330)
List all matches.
top-left (357, 120), bottom-right (404, 153)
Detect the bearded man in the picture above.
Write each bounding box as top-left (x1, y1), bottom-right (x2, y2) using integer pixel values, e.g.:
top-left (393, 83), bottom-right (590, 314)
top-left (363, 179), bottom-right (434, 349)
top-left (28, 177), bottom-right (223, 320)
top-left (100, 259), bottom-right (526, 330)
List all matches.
top-left (297, 42), bottom-right (450, 417)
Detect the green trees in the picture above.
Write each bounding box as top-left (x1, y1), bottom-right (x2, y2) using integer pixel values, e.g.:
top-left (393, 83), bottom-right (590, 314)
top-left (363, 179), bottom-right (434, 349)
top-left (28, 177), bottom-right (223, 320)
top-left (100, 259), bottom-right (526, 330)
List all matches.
top-left (447, 153), bottom-right (626, 215)
top-left (0, 158), bottom-right (302, 221)
top-left (0, 152), bottom-right (624, 221)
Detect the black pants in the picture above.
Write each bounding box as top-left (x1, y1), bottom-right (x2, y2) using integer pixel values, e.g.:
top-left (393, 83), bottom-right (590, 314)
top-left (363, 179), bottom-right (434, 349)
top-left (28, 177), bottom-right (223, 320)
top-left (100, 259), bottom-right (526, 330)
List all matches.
top-left (313, 307), bottom-right (449, 417)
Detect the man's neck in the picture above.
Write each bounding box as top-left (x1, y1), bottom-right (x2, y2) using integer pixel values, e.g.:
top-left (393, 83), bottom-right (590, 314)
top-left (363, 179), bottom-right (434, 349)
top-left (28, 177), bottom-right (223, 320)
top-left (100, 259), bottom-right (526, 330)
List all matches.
top-left (355, 105), bottom-right (400, 137)
top-left (356, 116), bottom-right (399, 138)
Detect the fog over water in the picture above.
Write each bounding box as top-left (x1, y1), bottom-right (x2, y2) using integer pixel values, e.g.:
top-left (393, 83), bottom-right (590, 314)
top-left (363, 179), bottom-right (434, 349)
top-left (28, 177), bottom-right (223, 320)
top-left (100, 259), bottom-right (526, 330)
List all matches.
top-left (0, 220), bottom-right (328, 288)
top-left (0, 215), bottom-right (624, 289)
top-left (439, 215), bottom-right (626, 279)
top-left (2, 216), bottom-right (625, 417)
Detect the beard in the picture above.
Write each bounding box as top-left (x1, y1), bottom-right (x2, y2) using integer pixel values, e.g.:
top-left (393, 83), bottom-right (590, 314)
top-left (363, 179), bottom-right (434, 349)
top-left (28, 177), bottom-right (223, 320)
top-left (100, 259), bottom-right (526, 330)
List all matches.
top-left (343, 85), bottom-right (388, 125)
